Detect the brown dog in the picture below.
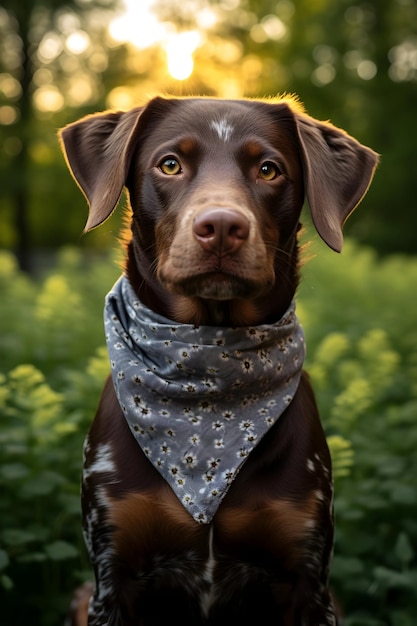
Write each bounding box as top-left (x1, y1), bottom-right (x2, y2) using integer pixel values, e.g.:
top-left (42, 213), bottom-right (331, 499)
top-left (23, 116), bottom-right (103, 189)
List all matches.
top-left (60, 95), bottom-right (378, 626)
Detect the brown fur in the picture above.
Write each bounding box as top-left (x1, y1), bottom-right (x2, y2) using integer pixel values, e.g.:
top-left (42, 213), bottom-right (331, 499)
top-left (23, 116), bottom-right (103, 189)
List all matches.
top-left (61, 95), bottom-right (377, 625)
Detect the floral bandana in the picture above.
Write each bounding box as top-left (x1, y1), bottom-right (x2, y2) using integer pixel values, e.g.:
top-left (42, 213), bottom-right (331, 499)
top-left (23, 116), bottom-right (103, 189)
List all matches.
top-left (104, 276), bottom-right (305, 524)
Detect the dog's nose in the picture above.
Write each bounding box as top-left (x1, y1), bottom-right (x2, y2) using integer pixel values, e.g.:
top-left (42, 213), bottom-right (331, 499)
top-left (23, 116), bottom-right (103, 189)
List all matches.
top-left (193, 208), bottom-right (250, 253)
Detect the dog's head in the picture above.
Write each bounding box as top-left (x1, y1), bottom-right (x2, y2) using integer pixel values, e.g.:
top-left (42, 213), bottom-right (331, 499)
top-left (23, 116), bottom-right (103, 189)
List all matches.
top-left (60, 96), bottom-right (378, 324)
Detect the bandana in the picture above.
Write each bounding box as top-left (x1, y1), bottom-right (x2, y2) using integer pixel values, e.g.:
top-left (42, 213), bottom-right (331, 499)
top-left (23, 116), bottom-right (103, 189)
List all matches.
top-left (104, 276), bottom-right (305, 523)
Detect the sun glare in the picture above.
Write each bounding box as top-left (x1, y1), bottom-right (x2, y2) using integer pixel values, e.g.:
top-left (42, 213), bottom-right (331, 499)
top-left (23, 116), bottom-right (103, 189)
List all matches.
top-left (165, 31), bottom-right (201, 81)
top-left (109, 0), bottom-right (168, 50)
top-left (108, 0), bottom-right (210, 81)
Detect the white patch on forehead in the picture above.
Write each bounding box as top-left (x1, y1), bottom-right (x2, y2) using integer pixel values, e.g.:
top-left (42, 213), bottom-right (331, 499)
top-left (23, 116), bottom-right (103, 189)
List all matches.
top-left (210, 118), bottom-right (234, 142)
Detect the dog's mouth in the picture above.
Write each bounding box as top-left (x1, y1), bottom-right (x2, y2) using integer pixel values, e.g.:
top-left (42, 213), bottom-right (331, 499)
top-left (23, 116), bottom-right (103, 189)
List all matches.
top-left (164, 272), bottom-right (267, 301)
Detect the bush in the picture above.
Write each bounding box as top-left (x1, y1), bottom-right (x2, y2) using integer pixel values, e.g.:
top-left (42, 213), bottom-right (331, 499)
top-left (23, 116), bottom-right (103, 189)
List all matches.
top-left (0, 248), bottom-right (119, 625)
top-left (0, 239), bottom-right (416, 625)
top-left (299, 238), bottom-right (417, 625)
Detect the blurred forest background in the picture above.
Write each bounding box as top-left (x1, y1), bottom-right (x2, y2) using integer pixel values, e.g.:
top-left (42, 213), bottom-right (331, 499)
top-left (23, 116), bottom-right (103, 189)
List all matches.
top-left (1, 0), bottom-right (416, 268)
top-left (1, 0), bottom-right (417, 625)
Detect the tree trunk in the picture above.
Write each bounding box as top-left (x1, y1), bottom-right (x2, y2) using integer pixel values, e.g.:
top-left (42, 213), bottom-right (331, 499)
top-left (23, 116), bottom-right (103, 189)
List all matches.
top-left (13, 4), bottom-right (33, 273)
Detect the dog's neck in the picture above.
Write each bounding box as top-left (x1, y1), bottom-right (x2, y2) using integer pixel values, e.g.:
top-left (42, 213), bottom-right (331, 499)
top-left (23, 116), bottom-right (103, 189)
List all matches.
top-left (104, 275), bottom-right (306, 523)
top-left (125, 231), bottom-right (300, 327)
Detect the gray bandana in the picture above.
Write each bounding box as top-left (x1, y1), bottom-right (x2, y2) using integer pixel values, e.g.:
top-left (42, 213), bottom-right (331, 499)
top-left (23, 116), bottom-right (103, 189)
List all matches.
top-left (105, 276), bottom-right (305, 523)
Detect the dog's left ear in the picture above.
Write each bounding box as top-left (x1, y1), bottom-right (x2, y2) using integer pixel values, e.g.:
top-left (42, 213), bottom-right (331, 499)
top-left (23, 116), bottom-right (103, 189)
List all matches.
top-left (295, 114), bottom-right (379, 252)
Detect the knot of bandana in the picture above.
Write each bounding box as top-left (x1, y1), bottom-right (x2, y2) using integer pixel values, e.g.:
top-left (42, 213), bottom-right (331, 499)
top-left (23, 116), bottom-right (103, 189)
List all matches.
top-left (105, 276), bottom-right (305, 523)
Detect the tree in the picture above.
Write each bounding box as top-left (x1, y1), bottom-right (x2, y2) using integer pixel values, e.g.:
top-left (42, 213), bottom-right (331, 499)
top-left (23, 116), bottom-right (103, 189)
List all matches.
top-left (0, 0), bottom-right (122, 271)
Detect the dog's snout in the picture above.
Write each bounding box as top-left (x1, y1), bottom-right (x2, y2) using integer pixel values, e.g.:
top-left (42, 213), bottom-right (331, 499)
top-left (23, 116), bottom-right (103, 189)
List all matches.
top-left (193, 208), bottom-right (250, 254)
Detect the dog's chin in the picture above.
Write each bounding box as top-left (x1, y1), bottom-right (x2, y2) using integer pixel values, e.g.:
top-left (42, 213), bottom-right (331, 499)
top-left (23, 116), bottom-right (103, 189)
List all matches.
top-left (165, 273), bottom-right (265, 301)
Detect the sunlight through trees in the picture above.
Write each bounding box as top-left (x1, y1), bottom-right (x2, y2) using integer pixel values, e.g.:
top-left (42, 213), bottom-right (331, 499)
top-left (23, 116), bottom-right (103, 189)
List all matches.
top-left (0, 0), bottom-right (416, 266)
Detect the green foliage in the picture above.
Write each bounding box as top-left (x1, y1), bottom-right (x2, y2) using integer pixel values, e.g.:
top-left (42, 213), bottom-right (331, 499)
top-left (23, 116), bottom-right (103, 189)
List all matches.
top-left (0, 359), bottom-right (97, 624)
top-left (1, 240), bottom-right (417, 625)
top-left (298, 237), bottom-right (417, 625)
top-left (0, 247), bottom-right (120, 378)
top-left (0, 248), bottom-right (119, 624)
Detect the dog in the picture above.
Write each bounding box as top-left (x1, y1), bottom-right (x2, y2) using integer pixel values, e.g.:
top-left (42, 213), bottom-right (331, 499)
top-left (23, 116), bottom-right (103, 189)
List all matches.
top-left (60, 95), bottom-right (378, 625)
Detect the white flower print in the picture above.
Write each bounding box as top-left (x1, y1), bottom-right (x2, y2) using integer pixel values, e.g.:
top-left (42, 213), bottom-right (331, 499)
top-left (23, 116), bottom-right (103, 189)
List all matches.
top-left (241, 357), bottom-right (254, 374)
top-left (207, 457), bottom-right (221, 470)
top-left (247, 328), bottom-right (259, 340)
top-left (258, 407), bottom-right (270, 417)
top-left (258, 349), bottom-right (273, 367)
top-left (182, 494), bottom-right (195, 506)
top-left (160, 442), bottom-right (171, 455)
top-left (223, 469), bottom-right (235, 483)
top-left (182, 452), bottom-right (197, 468)
top-left (203, 472), bottom-right (214, 484)
top-left (188, 414), bottom-right (202, 425)
top-left (199, 399), bottom-right (214, 412)
top-left (132, 423), bottom-right (145, 436)
top-left (202, 377), bottom-right (216, 390)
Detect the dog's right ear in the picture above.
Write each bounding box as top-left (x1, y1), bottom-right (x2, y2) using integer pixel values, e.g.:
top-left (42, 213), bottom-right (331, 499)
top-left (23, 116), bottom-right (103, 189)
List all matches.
top-left (59, 107), bottom-right (144, 231)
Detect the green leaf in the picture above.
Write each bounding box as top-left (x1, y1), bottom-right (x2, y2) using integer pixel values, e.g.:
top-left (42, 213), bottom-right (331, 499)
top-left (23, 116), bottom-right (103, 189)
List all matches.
top-left (0, 549), bottom-right (10, 570)
top-left (332, 555), bottom-right (364, 577)
top-left (373, 566), bottom-right (414, 590)
top-left (44, 540), bottom-right (78, 561)
top-left (2, 529), bottom-right (38, 546)
top-left (390, 484), bottom-right (417, 505)
top-left (0, 463), bottom-right (29, 480)
top-left (17, 552), bottom-right (47, 564)
top-left (20, 471), bottom-right (67, 498)
top-left (0, 574), bottom-right (14, 591)
top-left (395, 532), bottom-right (414, 567)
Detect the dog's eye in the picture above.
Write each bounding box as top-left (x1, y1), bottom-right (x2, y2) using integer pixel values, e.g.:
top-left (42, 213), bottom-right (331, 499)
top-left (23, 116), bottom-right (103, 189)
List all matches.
top-left (258, 162), bottom-right (279, 181)
top-left (159, 157), bottom-right (182, 175)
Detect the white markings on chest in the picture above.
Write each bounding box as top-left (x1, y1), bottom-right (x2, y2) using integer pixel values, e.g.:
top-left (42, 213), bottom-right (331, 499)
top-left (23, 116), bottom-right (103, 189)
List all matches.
top-left (83, 441), bottom-right (118, 484)
top-left (201, 526), bottom-right (216, 615)
top-left (210, 118), bottom-right (234, 142)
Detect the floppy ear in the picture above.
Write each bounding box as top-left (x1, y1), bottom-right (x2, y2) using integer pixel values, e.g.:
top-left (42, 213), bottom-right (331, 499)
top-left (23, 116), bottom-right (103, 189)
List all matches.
top-left (59, 107), bottom-right (144, 231)
top-left (295, 114), bottom-right (379, 252)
